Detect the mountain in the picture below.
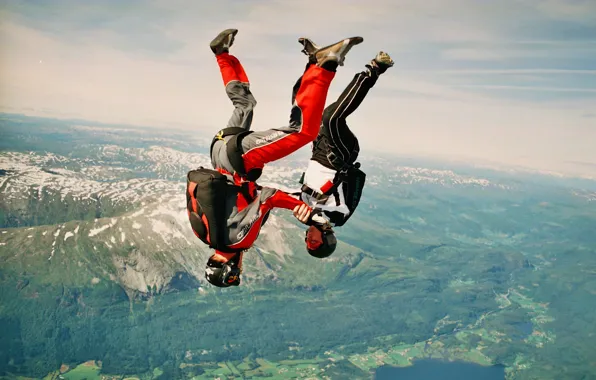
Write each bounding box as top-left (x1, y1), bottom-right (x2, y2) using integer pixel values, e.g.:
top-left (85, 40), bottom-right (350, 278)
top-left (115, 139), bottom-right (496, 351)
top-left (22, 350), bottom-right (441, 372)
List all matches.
top-left (1, 113), bottom-right (596, 379)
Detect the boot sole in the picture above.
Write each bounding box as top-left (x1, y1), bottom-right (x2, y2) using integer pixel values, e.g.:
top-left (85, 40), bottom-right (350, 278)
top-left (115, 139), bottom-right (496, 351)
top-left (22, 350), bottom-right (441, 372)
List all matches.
top-left (298, 37), bottom-right (320, 56)
top-left (210, 28), bottom-right (238, 51)
top-left (315, 37), bottom-right (363, 66)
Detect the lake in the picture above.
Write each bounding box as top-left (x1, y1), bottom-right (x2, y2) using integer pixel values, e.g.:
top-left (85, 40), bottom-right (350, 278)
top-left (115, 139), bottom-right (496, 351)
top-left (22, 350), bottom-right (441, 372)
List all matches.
top-left (375, 359), bottom-right (505, 380)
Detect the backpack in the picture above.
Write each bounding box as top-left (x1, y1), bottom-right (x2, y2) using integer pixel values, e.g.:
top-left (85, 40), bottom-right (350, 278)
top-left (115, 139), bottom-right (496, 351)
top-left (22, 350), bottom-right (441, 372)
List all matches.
top-left (298, 162), bottom-right (366, 227)
top-left (186, 167), bottom-right (246, 253)
top-left (330, 163), bottom-right (366, 227)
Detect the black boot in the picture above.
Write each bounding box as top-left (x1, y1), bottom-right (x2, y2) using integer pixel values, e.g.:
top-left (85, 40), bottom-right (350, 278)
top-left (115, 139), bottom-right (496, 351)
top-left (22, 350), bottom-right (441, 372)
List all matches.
top-left (210, 28), bottom-right (238, 55)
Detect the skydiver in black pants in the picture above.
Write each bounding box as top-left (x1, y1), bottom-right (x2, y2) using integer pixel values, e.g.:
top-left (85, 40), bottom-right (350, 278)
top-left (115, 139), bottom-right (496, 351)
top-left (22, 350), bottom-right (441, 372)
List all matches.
top-left (294, 38), bottom-right (394, 259)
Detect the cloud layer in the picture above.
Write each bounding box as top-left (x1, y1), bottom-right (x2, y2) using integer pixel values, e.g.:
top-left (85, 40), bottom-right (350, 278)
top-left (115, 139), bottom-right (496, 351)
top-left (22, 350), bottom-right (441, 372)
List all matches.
top-left (1, 0), bottom-right (595, 177)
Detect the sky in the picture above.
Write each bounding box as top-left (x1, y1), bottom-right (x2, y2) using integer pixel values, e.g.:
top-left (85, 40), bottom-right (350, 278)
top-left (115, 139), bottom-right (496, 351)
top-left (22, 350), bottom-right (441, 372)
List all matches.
top-left (1, 0), bottom-right (595, 177)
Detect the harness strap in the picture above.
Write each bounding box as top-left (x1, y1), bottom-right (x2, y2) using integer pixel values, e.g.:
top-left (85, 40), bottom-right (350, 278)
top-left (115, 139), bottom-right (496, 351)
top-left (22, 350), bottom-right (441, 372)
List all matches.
top-left (239, 181), bottom-right (256, 204)
top-left (211, 127), bottom-right (262, 181)
top-left (301, 184), bottom-right (330, 201)
top-left (324, 154), bottom-right (362, 197)
top-left (225, 132), bottom-right (250, 177)
top-left (210, 127), bottom-right (246, 157)
top-left (320, 180), bottom-right (335, 194)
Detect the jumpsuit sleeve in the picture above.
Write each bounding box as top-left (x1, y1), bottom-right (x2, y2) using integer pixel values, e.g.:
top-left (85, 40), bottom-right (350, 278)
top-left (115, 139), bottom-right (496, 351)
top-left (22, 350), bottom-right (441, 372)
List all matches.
top-left (260, 187), bottom-right (307, 211)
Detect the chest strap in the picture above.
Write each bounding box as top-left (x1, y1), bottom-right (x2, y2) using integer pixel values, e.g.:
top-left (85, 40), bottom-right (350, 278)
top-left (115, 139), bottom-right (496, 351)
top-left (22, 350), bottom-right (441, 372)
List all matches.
top-left (300, 184), bottom-right (329, 201)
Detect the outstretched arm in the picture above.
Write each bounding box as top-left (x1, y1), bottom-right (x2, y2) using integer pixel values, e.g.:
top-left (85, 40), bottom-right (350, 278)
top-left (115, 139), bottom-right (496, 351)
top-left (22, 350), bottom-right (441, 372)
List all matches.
top-left (259, 187), bottom-right (313, 224)
top-left (261, 187), bottom-right (304, 210)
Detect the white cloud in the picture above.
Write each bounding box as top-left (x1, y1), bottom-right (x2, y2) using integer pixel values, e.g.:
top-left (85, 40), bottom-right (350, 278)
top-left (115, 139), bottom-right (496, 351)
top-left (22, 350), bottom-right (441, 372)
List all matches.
top-left (528, 0), bottom-right (596, 22)
top-left (349, 94), bottom-right (596, 176)
top-left (455, 85), bottom-right (596, 92)
top-left (0, 20), bottom-right (228, 131)
top-left (1, 0), bottom-right (595, 176)
top-left (419, 69), bottom-right (596, 75)
top-left (441, 48), bottom-right (506, 61)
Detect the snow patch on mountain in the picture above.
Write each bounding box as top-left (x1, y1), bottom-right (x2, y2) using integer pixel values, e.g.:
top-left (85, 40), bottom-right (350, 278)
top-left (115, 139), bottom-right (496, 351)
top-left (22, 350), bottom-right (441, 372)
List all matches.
top-left (1, 144), bottom-right (519, 293)
top-left (367, 166), bottom-right (511, 189)
top-left (0, 151), bottom-right (186, 212)
top-left (89, 222), bottom-right (114, 237)
top-left (49, 225), bottom-right (64, 260)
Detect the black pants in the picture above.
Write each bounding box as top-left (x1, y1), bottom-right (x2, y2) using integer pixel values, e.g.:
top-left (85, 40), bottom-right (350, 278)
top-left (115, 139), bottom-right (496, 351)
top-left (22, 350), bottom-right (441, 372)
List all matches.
top-left (293, 68), bottom-right (379, 170)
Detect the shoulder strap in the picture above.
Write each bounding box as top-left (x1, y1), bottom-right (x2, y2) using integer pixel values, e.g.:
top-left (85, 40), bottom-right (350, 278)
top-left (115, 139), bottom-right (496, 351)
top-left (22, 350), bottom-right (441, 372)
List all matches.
top-left (300, 184), bottom-right (330, 202)
top-left (239, 182), bottom-right (256, 204)
top-left (321, 167), bottom-right (350, 197)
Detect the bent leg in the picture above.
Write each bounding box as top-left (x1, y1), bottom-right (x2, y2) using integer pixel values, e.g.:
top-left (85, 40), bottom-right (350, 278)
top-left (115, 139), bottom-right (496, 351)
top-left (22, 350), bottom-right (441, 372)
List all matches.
top-left (240, 64), bottom-right (336, 172)
top-left (225, 82), bottom-right (256, 130)
top-left (216, 53), bottom-right (257, 130)
top-left (290, 62), bottom-right (312, 105)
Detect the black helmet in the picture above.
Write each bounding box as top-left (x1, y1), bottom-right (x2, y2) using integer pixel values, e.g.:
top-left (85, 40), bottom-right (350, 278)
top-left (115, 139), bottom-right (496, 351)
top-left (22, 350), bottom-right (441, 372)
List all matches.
top-left (205, 252), bottom-right (243, 287)
top-left (305, 225), bottom-right (337, 258)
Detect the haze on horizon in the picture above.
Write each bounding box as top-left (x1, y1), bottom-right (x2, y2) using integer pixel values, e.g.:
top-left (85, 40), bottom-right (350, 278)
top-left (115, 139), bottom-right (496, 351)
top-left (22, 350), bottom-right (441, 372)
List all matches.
top-left (1, 0), bottom-right (595, 178)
